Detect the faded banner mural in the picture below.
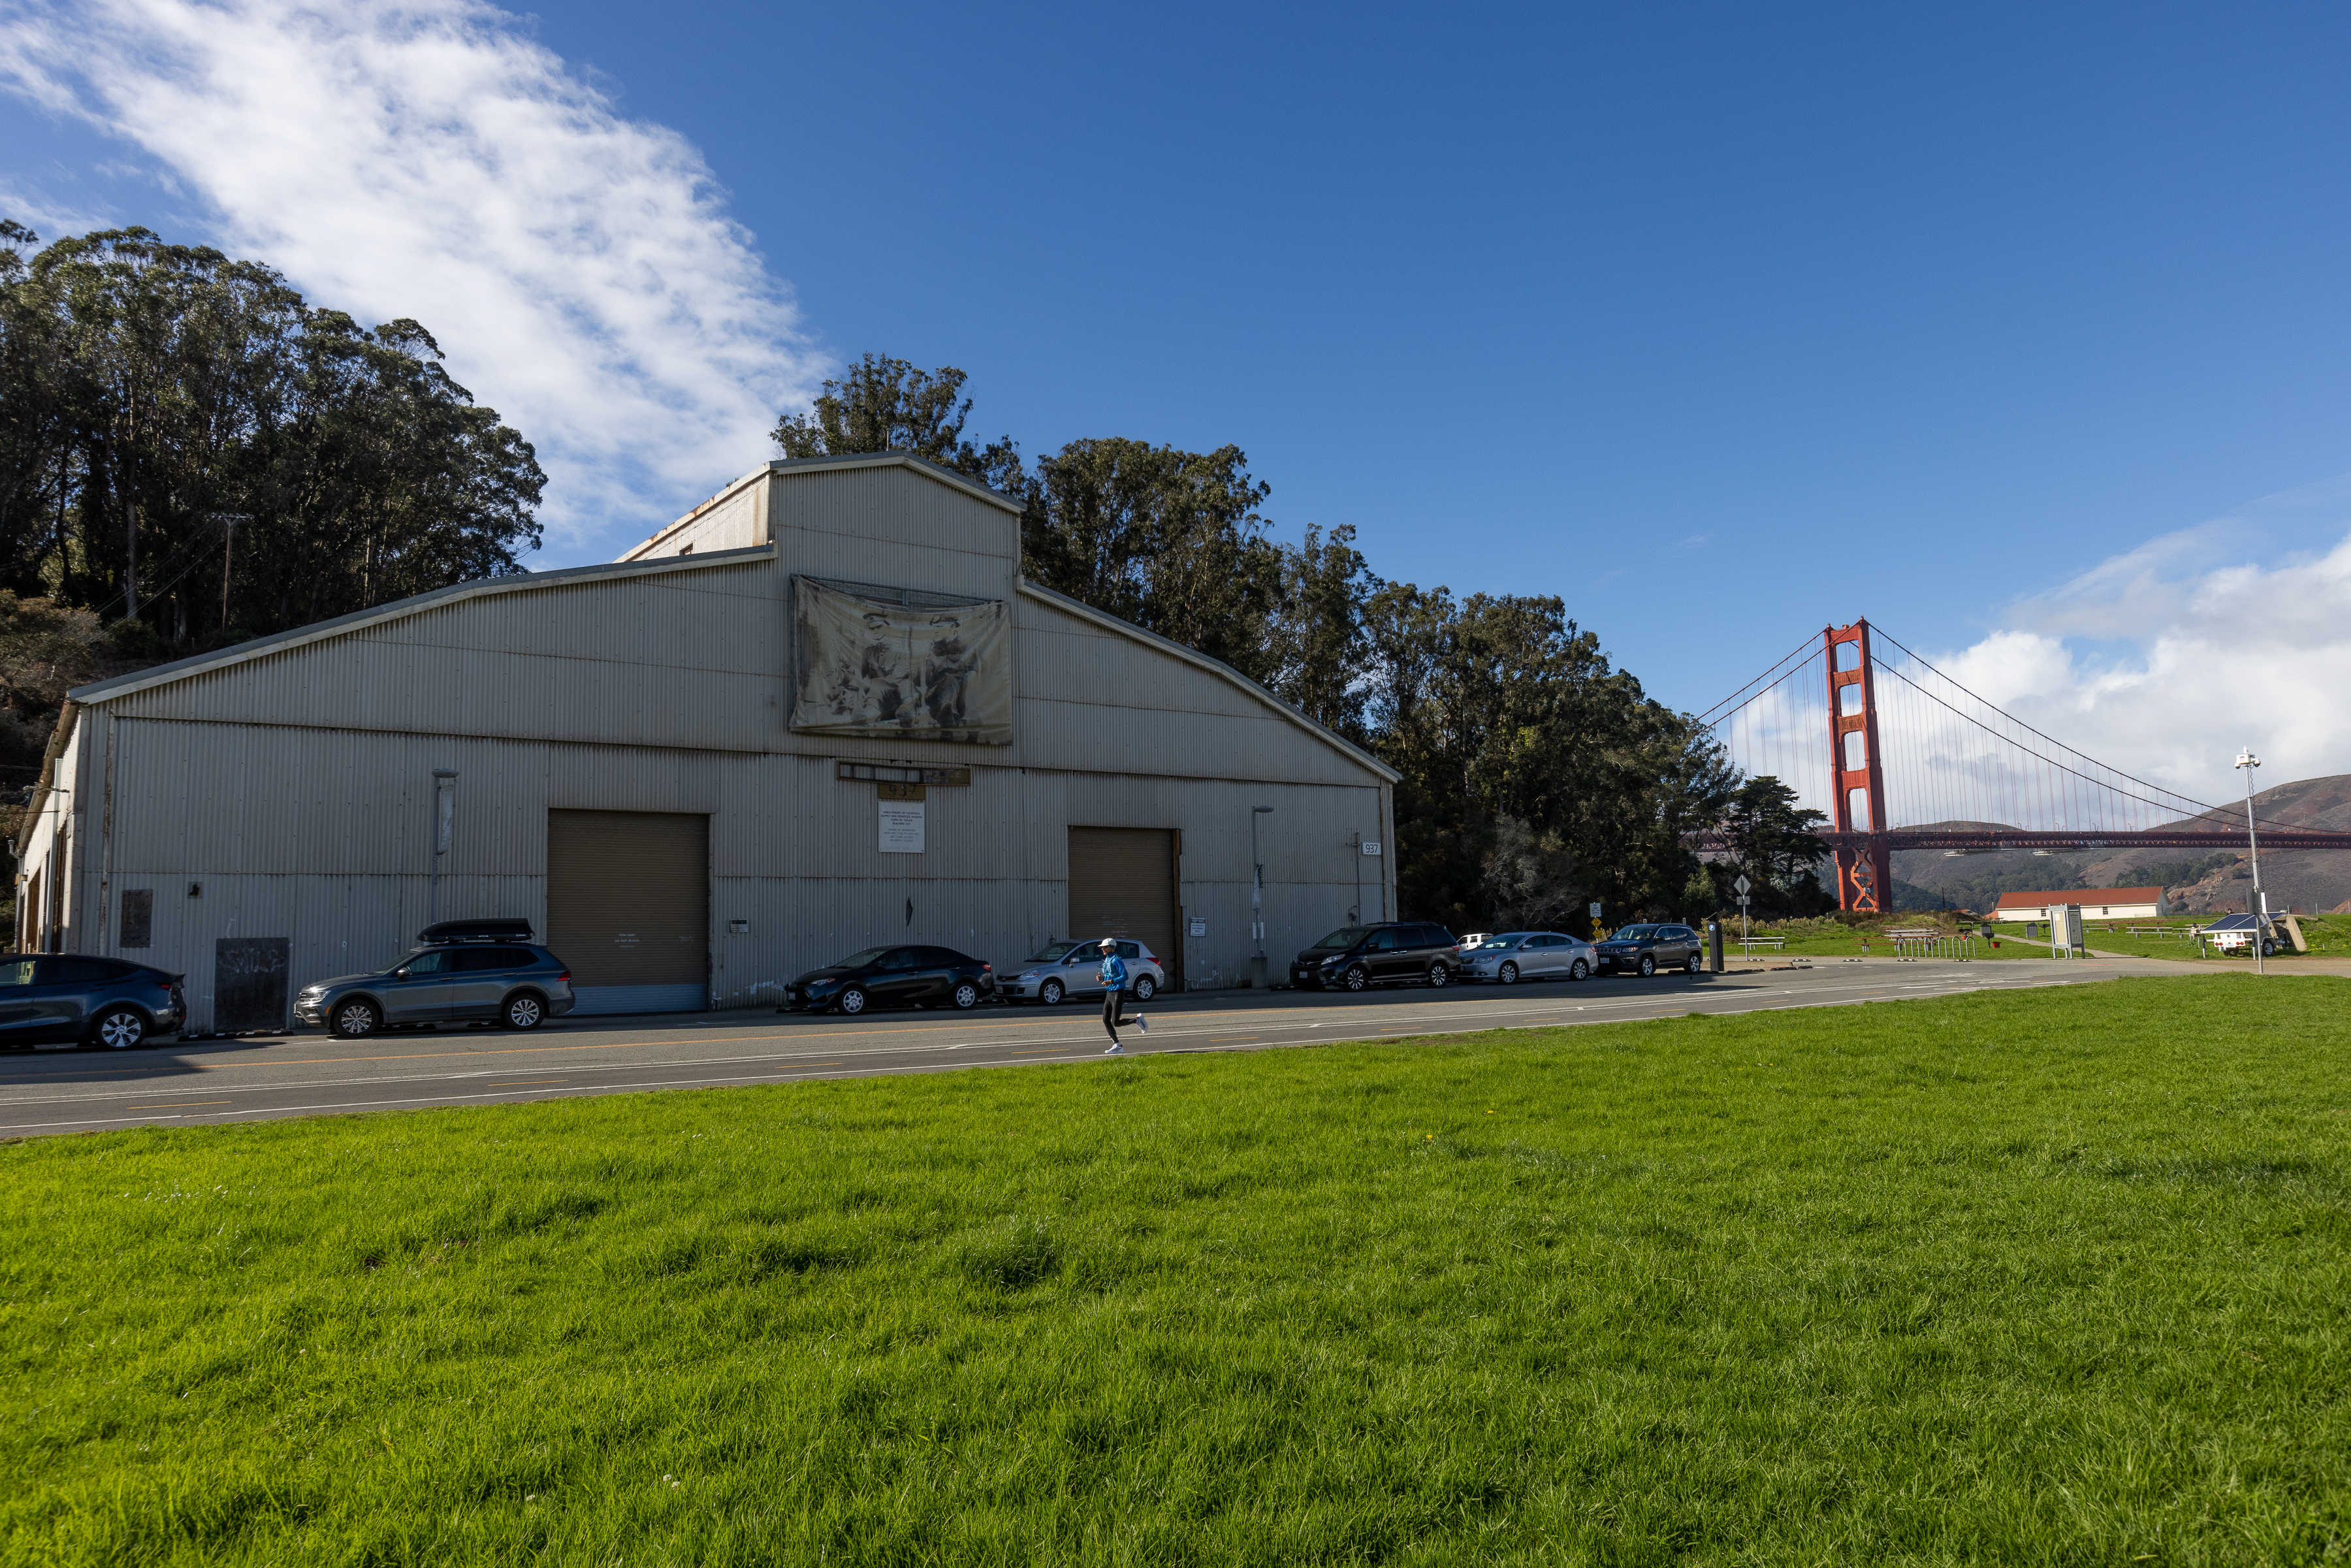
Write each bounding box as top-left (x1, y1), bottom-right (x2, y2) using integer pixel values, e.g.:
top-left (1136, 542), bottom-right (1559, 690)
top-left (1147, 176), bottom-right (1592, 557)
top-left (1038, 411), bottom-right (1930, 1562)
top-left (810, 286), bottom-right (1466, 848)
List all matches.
top-left (790, 577), bottom-right (1013, 744)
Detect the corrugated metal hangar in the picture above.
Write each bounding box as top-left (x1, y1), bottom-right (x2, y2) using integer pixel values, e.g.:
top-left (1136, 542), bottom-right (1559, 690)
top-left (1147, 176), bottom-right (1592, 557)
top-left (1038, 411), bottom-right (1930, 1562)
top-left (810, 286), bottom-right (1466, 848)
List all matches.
top-left (13, 453), bottom-right (1398, 1032)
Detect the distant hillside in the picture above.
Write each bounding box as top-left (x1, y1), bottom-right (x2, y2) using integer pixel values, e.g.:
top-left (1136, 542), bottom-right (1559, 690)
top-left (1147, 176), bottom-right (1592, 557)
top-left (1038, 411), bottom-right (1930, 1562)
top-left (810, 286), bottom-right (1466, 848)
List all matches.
top-left (1888, 776), bottom-right (2351, 916)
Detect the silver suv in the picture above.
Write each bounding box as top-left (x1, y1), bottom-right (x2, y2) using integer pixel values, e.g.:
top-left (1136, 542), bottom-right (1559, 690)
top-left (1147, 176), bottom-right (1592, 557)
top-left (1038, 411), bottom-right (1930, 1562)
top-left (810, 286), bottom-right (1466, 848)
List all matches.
top-left (295, 920), bottom-right (575, 1036)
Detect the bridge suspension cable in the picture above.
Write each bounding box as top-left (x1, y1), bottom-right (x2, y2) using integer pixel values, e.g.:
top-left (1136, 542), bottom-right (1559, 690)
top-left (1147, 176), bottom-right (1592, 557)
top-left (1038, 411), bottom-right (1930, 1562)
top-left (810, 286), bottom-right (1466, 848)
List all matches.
top-left (1700, 621), bottom-right (2292, 835)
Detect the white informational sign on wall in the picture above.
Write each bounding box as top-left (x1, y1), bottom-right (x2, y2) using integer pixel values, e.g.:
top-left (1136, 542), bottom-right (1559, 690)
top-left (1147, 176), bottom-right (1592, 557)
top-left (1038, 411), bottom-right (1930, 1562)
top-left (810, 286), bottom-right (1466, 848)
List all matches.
top-left (1361, 840), bottom-right (1382, 857)
top-left (879, 801), bottom-right (925, 854)
top-left (1189, 917), bottom-right (1207, 938)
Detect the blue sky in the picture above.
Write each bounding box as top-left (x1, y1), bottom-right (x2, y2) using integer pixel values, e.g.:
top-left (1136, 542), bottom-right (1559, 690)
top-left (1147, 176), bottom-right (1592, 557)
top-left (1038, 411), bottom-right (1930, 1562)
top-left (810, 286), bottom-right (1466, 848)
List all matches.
top-left (5, 0), bottom-right (2350, 797)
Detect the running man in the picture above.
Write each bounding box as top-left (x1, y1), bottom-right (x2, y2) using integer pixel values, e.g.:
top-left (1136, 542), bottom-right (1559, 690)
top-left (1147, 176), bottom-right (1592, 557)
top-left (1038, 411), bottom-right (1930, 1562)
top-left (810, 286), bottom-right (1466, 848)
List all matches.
top-left (1098, 937), bottom-right (1147, 1052)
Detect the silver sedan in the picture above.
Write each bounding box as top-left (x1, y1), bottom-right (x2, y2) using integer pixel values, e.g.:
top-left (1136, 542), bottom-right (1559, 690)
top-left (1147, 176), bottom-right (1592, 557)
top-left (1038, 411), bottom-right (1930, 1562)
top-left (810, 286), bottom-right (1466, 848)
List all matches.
top-left (1460, 931), bottom-right (1596, 984)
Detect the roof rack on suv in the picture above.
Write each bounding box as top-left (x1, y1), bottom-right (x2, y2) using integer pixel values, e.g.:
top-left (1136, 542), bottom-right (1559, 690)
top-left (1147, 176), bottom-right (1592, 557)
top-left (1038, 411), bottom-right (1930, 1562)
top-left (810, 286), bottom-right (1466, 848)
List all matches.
top-left (417, 918), bottom-right (536, 945)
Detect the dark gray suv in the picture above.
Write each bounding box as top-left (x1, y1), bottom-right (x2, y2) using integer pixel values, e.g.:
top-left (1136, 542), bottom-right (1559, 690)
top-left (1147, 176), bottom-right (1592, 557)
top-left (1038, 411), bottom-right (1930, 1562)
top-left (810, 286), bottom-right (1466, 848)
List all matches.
top-left (0, 953), bottom-right (187, 1050)
top-left (295, 921), bottom-right (575, 1036)
top-left (1289, 922), bottom-right (1460, 991)
top-left (1594, 923), bottom-right (1703, 977)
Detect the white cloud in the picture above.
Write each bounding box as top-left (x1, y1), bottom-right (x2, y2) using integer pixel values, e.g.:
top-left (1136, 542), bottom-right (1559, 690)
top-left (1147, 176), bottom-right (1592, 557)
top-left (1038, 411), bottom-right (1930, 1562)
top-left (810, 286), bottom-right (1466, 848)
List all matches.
top-left (0, 0), bottom-right (819, 559)
top-left (1711, 481), bottom-right (2351, 829)
top-left (1914, 500), bottom-right (2351, 811)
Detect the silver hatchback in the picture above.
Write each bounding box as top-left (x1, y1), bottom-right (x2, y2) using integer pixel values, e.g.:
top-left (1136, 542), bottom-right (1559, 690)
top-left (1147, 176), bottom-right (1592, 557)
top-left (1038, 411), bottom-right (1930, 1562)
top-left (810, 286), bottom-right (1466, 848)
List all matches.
top-left (1461, 931), bottom-right (1597, 984)
top-left (1000, 940), bottom-right (1168, 1005)
top-left (296, 938), bottom-right (575, 1036)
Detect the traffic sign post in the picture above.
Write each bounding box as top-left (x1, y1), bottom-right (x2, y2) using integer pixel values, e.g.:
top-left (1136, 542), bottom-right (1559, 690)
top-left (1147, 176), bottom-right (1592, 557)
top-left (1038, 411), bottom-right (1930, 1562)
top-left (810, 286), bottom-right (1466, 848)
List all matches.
top-left (1733, 875), bottom-right (1753, 946)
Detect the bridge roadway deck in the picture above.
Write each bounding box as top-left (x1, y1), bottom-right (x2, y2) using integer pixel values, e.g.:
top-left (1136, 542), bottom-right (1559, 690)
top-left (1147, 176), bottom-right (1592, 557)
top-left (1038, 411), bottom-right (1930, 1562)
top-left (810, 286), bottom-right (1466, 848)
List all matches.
top-left (0, 955), bottom-right (2269, 1140)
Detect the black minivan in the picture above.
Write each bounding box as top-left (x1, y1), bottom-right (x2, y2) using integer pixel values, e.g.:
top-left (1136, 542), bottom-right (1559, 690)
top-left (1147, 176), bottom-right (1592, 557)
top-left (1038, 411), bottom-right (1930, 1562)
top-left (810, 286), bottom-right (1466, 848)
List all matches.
top-left (1289, 922), bottom-right (1460, 991)
top-left (0, 953), bottom-right (187, 1049)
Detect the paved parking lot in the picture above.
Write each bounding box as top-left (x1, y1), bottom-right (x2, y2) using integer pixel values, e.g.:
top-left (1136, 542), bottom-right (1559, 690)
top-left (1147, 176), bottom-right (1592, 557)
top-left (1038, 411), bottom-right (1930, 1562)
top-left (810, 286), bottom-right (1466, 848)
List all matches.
top-left (0, 955), bottom-right (2211, 1139)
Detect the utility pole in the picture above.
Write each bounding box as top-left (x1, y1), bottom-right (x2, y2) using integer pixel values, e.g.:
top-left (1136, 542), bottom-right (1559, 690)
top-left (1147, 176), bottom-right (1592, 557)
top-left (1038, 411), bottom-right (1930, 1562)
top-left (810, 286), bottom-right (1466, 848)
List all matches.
top-left (2236, 748), bottom-right (2263, 974)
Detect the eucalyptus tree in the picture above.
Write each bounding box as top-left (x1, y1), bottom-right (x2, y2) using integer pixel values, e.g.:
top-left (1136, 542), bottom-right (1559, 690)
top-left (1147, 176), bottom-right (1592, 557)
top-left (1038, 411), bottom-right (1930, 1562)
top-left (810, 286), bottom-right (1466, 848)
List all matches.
top-left (0, 223), bottom-right (543, 651)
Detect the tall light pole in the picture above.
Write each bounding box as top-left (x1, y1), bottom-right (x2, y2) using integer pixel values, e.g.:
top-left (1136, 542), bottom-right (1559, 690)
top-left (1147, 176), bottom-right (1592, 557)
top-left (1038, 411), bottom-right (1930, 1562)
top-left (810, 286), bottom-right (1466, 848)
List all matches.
top-left (1250, 806), bottom-right (1273, 989)
top-left (2236, 748), bottom-right (2263, 974)
top-left (428, 769), bottom-right (458, 931)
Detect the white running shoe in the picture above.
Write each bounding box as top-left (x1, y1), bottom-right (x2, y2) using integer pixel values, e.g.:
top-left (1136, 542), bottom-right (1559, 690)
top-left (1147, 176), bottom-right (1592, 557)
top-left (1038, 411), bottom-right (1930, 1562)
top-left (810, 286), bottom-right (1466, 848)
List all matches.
top-left (1104, 1042), bottom-right (1123, 1054)
top-left (1135, 1016), bottom-right (1147, 1033)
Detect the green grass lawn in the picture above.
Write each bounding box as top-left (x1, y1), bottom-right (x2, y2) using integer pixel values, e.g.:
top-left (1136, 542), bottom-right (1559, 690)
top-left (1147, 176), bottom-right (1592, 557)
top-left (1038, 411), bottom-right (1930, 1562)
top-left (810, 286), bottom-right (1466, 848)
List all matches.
top-left (1723, 922), bottom-right (2051, 961)
top-left (2073, 914), bottom-right (2351, 963)
top-left (7, 976), bottom-right (2350, 1565)
top-left (1730, 912), bottom-right (2351, 965)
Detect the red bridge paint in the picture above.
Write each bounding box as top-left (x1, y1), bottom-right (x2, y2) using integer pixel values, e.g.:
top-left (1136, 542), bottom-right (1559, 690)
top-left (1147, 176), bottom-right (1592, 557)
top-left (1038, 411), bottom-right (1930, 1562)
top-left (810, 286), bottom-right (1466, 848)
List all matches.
top-left (1824, 620), bottom-right (1893, 913)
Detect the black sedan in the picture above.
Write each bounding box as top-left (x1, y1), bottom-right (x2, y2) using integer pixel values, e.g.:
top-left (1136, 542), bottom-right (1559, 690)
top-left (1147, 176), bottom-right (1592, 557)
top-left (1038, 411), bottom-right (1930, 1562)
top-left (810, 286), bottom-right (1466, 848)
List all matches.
top-left (0, 953), bottom-right (187, 1049)
top-left (782, 945), bottom-right (995, 1015)
top-left (1593, 923), bottom-right (1704, 978)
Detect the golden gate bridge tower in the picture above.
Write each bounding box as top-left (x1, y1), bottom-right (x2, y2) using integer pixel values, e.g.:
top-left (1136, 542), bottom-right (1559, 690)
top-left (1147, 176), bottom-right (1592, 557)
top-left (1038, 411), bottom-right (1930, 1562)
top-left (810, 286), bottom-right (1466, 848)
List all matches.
top-left (1824, 619), bottom-right (1893, 914)
top-left (1699, 617), bottom-right (2351, 912)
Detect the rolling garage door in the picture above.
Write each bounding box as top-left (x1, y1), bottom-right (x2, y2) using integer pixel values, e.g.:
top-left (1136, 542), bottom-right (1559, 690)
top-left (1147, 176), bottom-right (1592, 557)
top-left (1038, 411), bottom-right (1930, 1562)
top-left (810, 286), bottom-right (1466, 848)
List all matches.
top-left (547, 810), bottom-right (710, 1015)
top-left (1067, 827), bottom-right (1179, 987)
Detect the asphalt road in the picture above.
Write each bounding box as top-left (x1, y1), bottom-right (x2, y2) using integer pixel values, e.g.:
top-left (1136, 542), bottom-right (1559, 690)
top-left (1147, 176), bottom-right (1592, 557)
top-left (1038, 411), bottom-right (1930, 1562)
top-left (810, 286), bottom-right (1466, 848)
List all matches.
top-left (0, 955), bottom-right (2205, 1140)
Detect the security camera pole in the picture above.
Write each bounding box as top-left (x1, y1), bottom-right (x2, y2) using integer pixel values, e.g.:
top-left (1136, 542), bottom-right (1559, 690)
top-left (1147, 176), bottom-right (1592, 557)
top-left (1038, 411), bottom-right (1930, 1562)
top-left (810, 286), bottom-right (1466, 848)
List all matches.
top-left (2235, 747), bottom-right (2263, 975)
top-left (1251, 806), bottom-right (1273, 989)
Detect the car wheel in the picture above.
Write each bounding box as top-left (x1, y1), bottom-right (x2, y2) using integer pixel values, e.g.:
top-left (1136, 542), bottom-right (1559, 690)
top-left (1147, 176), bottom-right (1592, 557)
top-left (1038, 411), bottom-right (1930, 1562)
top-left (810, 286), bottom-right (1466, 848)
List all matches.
top-left (1428, 961), bottom-right (1450, 988)
top-left (1343, 965), bottom-right (1369, 993)
top-left (1569, 958), bottom-right (1589, 982)
top-left (1133, 974), bottom-right (1157, 1002)
top-left (952, 981), bottom-right (981, 1010)
top-left (1686, 953), bottom-right (1703, 975)
top-left (1639, 955), bottom-right (1656, 978)
top-left (1040, 979), bottom-right (1065, 1006)
top-left (90, 1006), bottom-right (148, 1051)
top-left (332, 998), bottom-right (381, 1038)
top-left (838, 986), bottom-right (869, 1015)
top-left (502, 991), bottom-right (546, 1031)
top-left (1498, 961), bottom-right (1518, 985)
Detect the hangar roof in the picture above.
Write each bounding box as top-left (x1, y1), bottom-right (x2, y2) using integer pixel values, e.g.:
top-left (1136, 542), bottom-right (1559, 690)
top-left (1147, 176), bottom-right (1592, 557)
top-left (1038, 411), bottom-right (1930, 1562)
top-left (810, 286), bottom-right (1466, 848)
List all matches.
top-left (68, 545), bottom-right (763, 707)
top-left (62, 545), bottom-right (1397, 784)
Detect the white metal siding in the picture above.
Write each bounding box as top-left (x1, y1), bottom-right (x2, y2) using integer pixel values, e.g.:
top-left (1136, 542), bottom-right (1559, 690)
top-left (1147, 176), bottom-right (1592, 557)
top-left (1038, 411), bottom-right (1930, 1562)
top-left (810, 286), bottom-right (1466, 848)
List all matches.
top-left (77, 714), bottom-right (1389, 1025)
top-left (769, 468), bottom-right (1019, 607)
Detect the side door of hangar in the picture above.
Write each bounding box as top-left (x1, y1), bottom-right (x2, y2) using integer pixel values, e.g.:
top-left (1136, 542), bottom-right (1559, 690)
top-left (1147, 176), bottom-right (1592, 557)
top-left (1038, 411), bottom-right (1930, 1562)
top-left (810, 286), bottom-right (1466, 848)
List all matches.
top-left (547, 809), bottom-right (711, 1016)
top-left (1066, 827), bottom-right (1179, 991)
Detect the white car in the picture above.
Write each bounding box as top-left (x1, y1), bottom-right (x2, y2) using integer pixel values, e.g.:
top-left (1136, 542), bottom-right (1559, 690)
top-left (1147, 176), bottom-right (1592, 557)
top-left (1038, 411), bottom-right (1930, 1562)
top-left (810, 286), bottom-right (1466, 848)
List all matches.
top-left (1000, 940), bottom-right (1168, 1005)
top-left (1460, 931), bottom-right (1597, 984)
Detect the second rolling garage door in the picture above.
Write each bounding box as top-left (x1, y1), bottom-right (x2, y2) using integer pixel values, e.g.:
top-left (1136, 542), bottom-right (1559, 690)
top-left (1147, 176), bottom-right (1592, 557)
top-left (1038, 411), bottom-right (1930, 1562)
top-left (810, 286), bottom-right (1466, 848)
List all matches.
top-left (547, 809), bottom-right (710, 1015)
top-left (1066, 827), bottom-right (1179, 985)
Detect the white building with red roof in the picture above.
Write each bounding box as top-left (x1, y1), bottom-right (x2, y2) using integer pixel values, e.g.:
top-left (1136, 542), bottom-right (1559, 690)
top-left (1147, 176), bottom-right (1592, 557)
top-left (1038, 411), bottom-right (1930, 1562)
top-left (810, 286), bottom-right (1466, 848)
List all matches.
top-left (1991, 886), bottom-right (2171, 923)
